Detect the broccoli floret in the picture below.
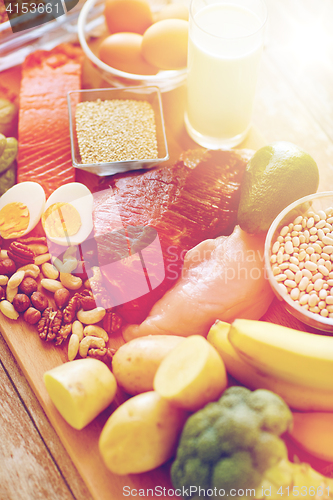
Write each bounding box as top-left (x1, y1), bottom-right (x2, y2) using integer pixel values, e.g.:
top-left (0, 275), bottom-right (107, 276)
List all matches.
top-left (218, 386), bottom-right (251, 408)
top-left (212, 451), bottom-right (261, 493)
top-left (171, 457), bottom-right (211, 492)
top-left (251, 431), bottom-right (288, 472)
top-left (171, 387), bottom-right (295, 499)
top-left (247, 389), bottom-right (293, 435)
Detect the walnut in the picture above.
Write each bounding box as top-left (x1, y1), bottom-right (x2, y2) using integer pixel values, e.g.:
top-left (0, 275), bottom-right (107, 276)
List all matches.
top-left (63, 294), bottom-right (81, 323)
top-left (0, 258), bottom-right (16, 276)
top-left (103, 310), bottom-right (122, 334)
top-left (30, 292), bottom-right (48, 312)
top-left (37, 307), bottom-right (63, 341)
top-left (55, 323), bottom-right (72, 346)
top-left (54, 288), bottom-right (70, 310)
top-left (79, 290), bottom-right (96, 311)
top-left (13, 294), bottom-right (31, 313)
top-left (88, 347), bottom-right (108, 359)
top-left (23, 307), bottom-right (42, 325)
top-left (19, 277), bottom-right (38, 296)
top-left (7, 241), bottom-right (35, 266)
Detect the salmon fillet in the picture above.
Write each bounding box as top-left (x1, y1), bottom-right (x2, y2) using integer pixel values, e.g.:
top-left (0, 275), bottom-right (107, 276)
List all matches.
top-left (92, 148), bottom-right (253, 324)
top-left (123, 226), bottom-right (274, 340)
top-left (17, 44), bottom-right (83, 198)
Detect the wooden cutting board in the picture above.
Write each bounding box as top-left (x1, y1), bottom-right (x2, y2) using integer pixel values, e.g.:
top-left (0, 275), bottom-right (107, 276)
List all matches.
top-left (0, 70), bottom-right (328, 499)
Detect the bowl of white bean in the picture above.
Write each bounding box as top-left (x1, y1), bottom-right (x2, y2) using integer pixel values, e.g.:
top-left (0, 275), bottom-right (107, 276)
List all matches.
top-left (264, 191), bottom-right (333, 332)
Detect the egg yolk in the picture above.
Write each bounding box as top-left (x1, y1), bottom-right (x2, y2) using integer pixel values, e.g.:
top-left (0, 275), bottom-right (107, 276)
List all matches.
top-left (42, 202), bottom-right (81, 239)
top-left (0, 202), bottom-right (30, 239)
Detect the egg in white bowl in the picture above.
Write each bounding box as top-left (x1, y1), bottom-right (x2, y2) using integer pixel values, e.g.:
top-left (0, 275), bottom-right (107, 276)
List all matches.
top-left (0, 181), bottom-right (46, 239)
top-left (42, 183), bottom-right (93, 246)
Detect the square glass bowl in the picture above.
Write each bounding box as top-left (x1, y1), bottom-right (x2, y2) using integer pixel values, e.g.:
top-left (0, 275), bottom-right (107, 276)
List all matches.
top-left (67, 86), bottom-right (169, 176)
top-left (264, 192), bottom-right (333, 332)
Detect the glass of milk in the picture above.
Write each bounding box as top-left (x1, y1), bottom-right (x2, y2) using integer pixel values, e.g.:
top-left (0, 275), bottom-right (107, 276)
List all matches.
top-left (185, 0), bottom-right (267, 149)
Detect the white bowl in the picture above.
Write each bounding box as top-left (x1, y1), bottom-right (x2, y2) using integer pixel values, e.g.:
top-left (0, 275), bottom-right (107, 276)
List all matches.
top-left (264, 191), bottom-right (333, 333)
top-left (77, 0), bottom-right (187, 92)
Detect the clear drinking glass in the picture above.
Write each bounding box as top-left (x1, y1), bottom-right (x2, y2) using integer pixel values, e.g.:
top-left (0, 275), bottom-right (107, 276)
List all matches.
top-left (185, 0), bottom-right (267, 149)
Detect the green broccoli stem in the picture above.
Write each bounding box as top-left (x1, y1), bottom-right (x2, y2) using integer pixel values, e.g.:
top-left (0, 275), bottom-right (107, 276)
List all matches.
top-left (256, 459), bottom-right (333, 500)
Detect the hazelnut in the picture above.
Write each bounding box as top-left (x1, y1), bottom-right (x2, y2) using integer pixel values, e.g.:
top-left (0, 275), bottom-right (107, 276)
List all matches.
top-left (31, 291), bottom-right (49, 311)
top-left (0, 258), bottom-right (16, 276)
top-left (23, 307), bottom-right (41, 325)
top-left (19, 277), bottom-right (38, 296)
top-left (54, 288), bottom-right (70, 309)
top-left (13, 294), bottom-right (31, 313)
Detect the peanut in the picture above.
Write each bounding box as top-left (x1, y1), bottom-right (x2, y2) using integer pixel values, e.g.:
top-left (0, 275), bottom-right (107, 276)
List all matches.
top-left (27, 243), bottom-right (48, 255)
top-left (42, 262), bottom-right (59, 280)
top-left (72, 320), bottom-right (84, 341)
top-left (34, 253), bottom-right (51, 266)
top-left (79, 336), bottom-right (105, 357)
top-left (0, 250), bottom-right (8, 260)
top-left (59, 272), bottom-right (82, 291)
top-left (0, 275), bottom-right (8, 286)
top-left (7, 270), bottom-right (25, 289)
top-left (53, 257), bottom-right (78, 274)
top-left (77, 307), bottom-right (106, 325)
top-left (6, 285), bottom-right (18, 303)
top-left (83, 325), bottom-right (108, 342)
top-left (68, 333), bottom-right (80, 361)
top-left (41, 278), bottom-right (64, 293)
top-left (0, 300), bottom-right (19, 320)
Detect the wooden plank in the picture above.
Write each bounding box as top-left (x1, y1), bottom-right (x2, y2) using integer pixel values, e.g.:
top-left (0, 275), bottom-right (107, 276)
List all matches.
top-left (0, 353), bottom-right (75, 500)
top-left (0, 332), bottom-right (93, 500)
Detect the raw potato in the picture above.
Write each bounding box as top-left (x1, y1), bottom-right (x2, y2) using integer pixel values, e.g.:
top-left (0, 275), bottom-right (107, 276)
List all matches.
top-left (154, 335), bottom-right (227, 411)
top-left (44, 358), bottom-right (117, 430)
top-left (99, 391), bottom-right (187, 474)
top-left (112, 335), bottom-right (184, 395)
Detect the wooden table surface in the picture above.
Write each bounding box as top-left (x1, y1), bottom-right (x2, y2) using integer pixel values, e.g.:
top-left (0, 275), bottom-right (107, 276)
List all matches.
top-left (1, 0), bottom-right (333, 498)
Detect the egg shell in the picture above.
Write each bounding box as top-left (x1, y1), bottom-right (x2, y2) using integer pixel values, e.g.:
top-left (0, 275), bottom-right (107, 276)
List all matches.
top-left (0, 181), bottom-right (46, 238)
top-left (104, 0), bottom-right (153, 35)
top-left (43, 183), bottom-right (93, 247)
top-left (142, 19), bottom-right (189, 70)
top-left (154, 4), bottom-right (189, 22)
top-left (99, 33), bottom-right (159, 75)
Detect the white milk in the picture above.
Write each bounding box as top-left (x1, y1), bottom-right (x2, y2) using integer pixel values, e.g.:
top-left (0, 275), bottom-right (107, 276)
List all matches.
top-left (186, 2), bottom-right (265, 148)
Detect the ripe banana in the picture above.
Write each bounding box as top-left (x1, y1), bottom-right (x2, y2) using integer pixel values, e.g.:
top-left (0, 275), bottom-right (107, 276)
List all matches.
top-left (207, 321), bottom-right (333, 411)
top-left (228, 319), bottom-right (333, 391)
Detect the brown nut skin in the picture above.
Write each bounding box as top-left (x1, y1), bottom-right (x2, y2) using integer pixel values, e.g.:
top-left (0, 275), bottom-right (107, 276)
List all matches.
top-left (19, 277), bottom-right (38, 296)
top-left (54, 288), bottom-right (70, 309)
top-left (0, 258), bottom-right (16, 276)
top-left (30, 291), bottom-right (49, 312)
top-left (12, 294), bottom-right (31, 313)
top-left (23, 307), bottom-right (42, 325)
top-left (0, 286), bottom-right (5, 301)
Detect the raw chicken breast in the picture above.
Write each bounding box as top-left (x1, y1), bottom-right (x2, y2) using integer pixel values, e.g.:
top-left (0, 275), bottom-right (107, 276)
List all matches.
top-left (123, 226), bottom-right (274, 340)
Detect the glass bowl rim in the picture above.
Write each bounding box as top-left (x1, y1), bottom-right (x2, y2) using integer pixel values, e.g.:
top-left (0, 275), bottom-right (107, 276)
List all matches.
top-left (77, 0), bottom-right (188, 82)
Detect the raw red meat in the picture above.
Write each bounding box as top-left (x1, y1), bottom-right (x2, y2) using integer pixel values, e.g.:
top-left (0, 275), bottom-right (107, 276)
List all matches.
top-left (92, 148), bottom-right (253, 324)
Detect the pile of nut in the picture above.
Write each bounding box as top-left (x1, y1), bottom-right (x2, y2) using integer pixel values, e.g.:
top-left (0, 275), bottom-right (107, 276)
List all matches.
top-left (270, 207), bottom-right (333, 319)
top-left (0, 237), bottom-right (122, 361)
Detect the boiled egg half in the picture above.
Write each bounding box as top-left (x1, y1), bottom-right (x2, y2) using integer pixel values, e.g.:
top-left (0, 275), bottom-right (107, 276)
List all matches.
top-left (42, 183), bottom-right (93, 246)
top-left (0, 181), bottom-right (46, 239)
